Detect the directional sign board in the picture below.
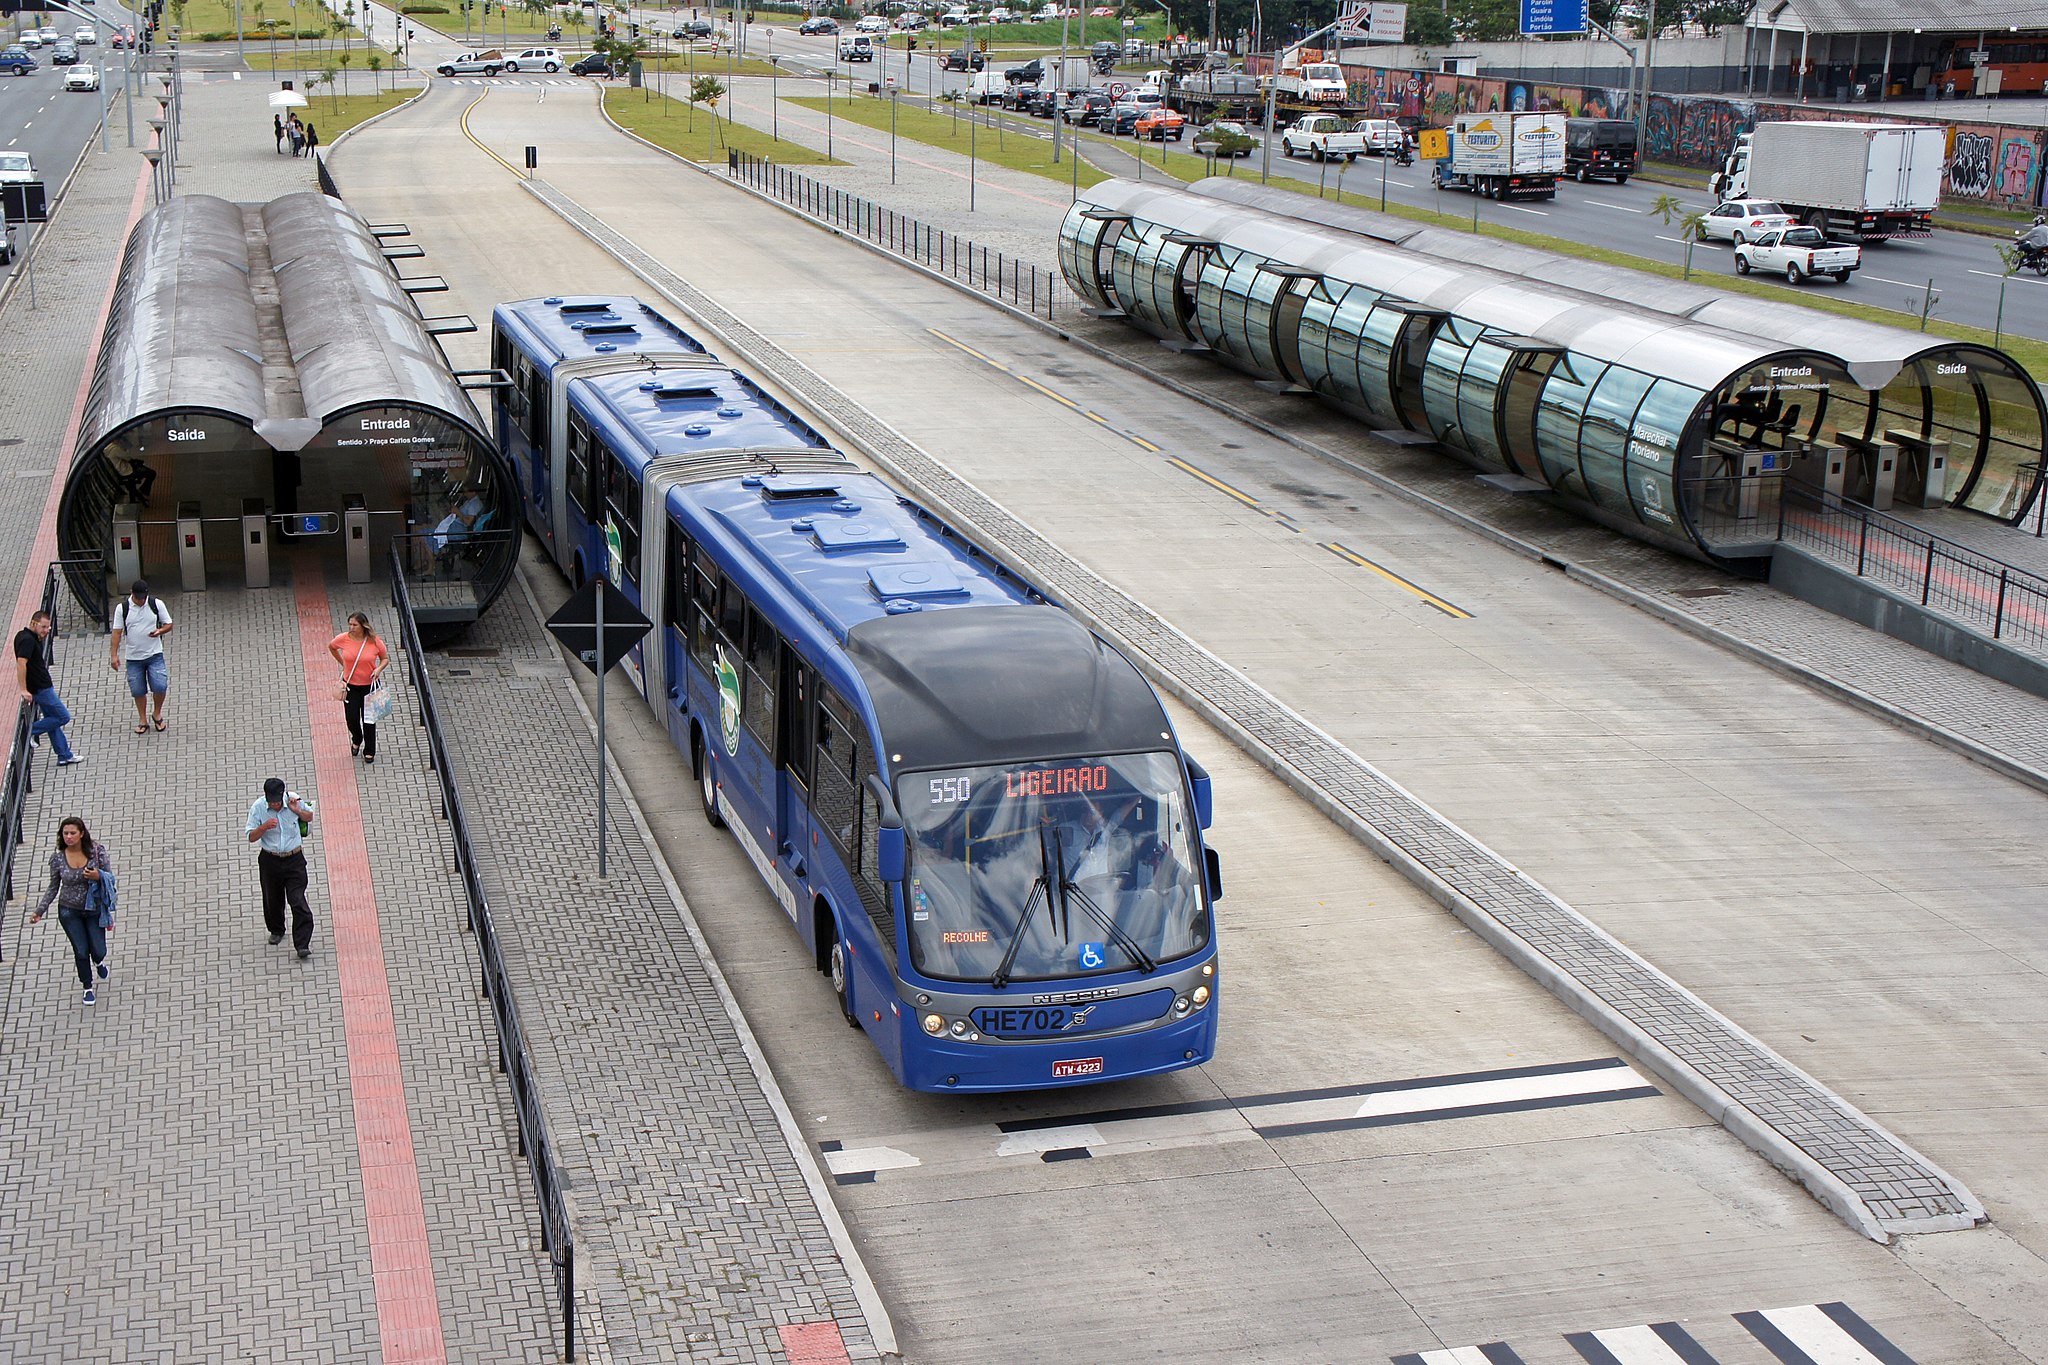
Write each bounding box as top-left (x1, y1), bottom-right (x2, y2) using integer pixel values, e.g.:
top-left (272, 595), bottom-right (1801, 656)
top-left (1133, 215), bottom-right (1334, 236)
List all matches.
top-left (545, 577), bottom-right (652, 676)
top-left (1336, 1), bottom-right (1406, 41)
top-left (1520, 0), bottom-right (1586, 35)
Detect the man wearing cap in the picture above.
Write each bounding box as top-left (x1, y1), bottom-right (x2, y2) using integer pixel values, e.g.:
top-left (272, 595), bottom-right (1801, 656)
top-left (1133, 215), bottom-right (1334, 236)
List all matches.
top-left (246, 777), bottom-right (316, 958)
top-left (109, 579), bottom-right (173, 735)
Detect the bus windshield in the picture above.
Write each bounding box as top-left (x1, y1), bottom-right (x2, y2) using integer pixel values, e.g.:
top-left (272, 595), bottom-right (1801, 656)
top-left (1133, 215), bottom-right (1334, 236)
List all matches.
top-left (899, 752), bottom-right (1210, 984)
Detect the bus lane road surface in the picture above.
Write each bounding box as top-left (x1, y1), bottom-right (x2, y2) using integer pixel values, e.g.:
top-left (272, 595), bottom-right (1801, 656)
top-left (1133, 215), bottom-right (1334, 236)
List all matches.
top-left (334, 83), bottom-right (2044, 1363)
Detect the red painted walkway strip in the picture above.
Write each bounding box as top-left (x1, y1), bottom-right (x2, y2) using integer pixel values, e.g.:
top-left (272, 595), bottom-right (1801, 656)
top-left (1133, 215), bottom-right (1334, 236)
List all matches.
top-left (779, 1321), bottom-right (853, 1364)
top-left (293, 562), bottom-right (450, 1365)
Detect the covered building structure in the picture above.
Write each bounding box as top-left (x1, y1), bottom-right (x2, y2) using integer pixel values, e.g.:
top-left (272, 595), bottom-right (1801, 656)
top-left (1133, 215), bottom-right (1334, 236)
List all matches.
top-left (1059, 178), bottom-right (2045, 565)
top-left (58, 191), bottom-right (519, 635)
top-left (1742, 0), bottom-right (2048, 101)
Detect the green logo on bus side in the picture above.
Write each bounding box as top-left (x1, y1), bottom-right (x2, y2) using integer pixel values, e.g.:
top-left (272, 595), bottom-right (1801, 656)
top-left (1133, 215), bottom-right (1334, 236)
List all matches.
top-left (715, 645), bottom-right (742, 757)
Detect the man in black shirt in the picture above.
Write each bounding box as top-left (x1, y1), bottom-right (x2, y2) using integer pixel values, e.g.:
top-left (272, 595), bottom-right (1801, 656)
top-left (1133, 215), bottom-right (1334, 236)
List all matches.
top-left (14, 610), bottom-right (82, 766)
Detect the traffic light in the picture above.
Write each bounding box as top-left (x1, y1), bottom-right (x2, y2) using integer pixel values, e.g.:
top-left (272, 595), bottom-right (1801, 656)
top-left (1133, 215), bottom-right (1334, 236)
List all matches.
top-left (630, 20), bottom-right (638, 35)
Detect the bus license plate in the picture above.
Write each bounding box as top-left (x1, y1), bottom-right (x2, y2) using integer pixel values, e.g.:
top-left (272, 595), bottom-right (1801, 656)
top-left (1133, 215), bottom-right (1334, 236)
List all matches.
top-left (975, 1006), bottom-right (1081, 1035)
top-left (1053, 1057), bottom-right (1104, 1079)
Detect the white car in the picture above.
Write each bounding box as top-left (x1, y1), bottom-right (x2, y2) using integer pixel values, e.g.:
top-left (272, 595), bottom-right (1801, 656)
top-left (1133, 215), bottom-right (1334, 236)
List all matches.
top-left (0, 150), bottom-right (36, 182)
top-left (854, 15), bottom-right (889, 32)
top-left (18, 32), bottom-right (40, 48)
top-left (1699, 198), bottom-right (1797, 245)
top-left (73, 25), bottom-right (97, 43)
top-left (503, 47), bottom-right (562, 72)
top-left (39, 27), bottom-right (61, 42)
top-left (64, 63), bottom-right (98, 89)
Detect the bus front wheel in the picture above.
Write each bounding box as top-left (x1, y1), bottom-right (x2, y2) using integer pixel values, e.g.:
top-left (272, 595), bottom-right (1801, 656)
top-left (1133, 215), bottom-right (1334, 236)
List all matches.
top-left (694, 733), bottom-right (726, 829)
top-left (829, 933), bottom-right (860, 1028)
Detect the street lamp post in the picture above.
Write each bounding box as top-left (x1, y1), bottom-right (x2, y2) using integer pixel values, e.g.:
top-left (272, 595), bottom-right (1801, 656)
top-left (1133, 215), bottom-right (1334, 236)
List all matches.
top-left (770, 53), bottom-right (778, 139)
top-left (1053, 3), bottom-right (1069, 163)
top-left (890, 84), bottom-right (898, 184)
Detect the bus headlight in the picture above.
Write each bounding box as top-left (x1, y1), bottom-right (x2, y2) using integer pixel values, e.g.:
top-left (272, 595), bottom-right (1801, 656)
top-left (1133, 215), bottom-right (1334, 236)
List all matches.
top-left (1192, 985), bottom-right (1210, 1007)
top-left (950, 1020), bottom-right (970, 1038)
top-left (1173, 994), bottom-right (1191, 1016)
top-left (923, 1013), bottom-right (945, 1035)
top-left (1201, 961), bottom-right (1215, 977)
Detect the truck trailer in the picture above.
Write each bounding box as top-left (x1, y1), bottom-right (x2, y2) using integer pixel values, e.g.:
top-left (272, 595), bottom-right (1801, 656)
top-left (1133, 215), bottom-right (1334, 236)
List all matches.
top-left (1434, 112), bottom-right (1566, 199)
top-left (1710, 121), bottom-right (1942, 241)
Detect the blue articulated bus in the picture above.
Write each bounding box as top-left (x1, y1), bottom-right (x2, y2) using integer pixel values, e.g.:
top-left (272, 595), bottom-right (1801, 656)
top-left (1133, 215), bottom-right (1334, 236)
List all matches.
top-left (491, 296), bottom-right (1223, 1092)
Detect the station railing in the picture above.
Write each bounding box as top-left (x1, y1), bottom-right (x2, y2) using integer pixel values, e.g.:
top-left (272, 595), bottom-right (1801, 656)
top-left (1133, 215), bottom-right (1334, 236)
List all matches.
top-left (389, 543), bottom-right (578, 1361)
top-left (3, 561), bottom-right (92, 947)
top-left (1779, 483), bottom-right (2048, 653)
top-left (727, 149), bottom-right (1061, 321)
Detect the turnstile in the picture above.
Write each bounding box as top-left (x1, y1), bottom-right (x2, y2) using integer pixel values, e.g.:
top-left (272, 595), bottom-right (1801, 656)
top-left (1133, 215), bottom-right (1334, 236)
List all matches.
top-left (241, 498), bottom-right (271, 589)
top-left (1788, 443), bottom-right (1846, 499)
top-left (344, 494), bottom-right (371, 584)
top-left (111, 506), bottom-right (142, 587)
top-left (1888, 431), bottom-right (1949, 509)
top-left (176, 501), bottom-right (206, 592)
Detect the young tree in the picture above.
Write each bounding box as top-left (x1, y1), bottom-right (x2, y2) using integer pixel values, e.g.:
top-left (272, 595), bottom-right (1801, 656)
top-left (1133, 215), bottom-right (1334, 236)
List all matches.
top-left (319, 58), bottom-right (340, 110)
top-left (366, 47), bottom-right (383, 91)
top-left (690, 74), bottom-right (726, 148)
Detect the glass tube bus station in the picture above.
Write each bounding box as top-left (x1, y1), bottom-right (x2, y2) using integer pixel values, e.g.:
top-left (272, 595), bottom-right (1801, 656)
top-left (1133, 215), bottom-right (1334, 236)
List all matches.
top-left (1059, 180), bottom-right (2046, 566)
top-left (55, 192), bottom-right (519, 632)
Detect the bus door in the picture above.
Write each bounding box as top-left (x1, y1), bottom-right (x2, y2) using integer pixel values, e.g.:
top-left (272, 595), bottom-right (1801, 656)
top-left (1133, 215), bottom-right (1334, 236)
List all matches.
top-left (776, 652), bottom-right (814, 883)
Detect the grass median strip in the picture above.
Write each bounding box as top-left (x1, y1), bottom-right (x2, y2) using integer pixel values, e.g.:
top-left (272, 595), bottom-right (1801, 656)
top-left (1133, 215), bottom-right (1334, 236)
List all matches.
top-left (787, 95), bottom-right (1116, 188)
top-left (603, 86), bottom-right (841, 165)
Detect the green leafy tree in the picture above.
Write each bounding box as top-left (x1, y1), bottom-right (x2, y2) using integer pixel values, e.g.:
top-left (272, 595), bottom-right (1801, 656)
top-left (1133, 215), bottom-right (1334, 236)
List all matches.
top-left (318, 58), bottom-right (340, 110)
top-left (690, 74), bottom-right (726, 148)
top-left (1404, 5), bottom-right (1452, 43)
top-left (366, 47), bottom-right (383, 91)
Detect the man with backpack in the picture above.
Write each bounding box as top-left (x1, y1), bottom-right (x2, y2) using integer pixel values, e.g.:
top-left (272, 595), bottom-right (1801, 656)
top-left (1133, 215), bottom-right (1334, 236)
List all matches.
top-left (109, 579), bottom-right (173, 735)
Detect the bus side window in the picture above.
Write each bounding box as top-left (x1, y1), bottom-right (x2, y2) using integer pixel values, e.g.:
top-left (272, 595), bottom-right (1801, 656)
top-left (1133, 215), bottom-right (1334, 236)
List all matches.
top-left (664, 520), bottom-right (690, 637)
top-left (605, 452), bottom-right (642, 583)
top-left (566, 416), bottom-right (592, 518)
top-left (741, 603), bottom-right (776, 748)
top-left (690, 547), bottom-right (720, 675)
top-left (812, 685), bottom-right (858, 859)
top-left (524, 362), bottom-right (547, 451)
top-left (854, 750), bottom-right (896, 966)
top-left (717, 574), bottom-right (746, 650)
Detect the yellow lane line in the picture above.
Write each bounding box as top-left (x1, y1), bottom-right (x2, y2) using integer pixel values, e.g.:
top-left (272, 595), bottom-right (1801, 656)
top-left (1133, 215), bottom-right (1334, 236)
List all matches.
top-left (1321, 541), bottom-right (1472, 619)
top-left (928, 329), bottom-right (1168, 453)
top-left (1016, 375), bottom-right (1079, 410)
top-left (927, 328), bottom-right (1010, 371)
top-left (1167, 457), bottom-right (1261, 510)
top-left (457, 89), bottom-right (520, 175)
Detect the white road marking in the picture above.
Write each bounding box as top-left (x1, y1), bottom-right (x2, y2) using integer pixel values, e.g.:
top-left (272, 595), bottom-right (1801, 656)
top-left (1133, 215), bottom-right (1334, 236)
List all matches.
top-left (1654, 234), bottom-right (1720, 249)
top-left (1406, 1349), bottom-right (1500, 1365)
top-left (994, 1123), bottom-right (1103, 1157)
top-left (1585, 199), bottom-right (1641, 213)
top-left (821, 1145), bottom-right (920, 1176)
top-left (1502, 202), bottom-right (1548, 215)
top-left (1353, 1063), bottom-right (1651, 1119)
top-left (1579, 1324), bottom-right (1699, 1363)
top-left (1969, 267), bottom-right (2048, 288)
top-left (1751, 1304), bottom-right (1894, 1363)
top-left (1862, 275), bottom-right (1925, 287)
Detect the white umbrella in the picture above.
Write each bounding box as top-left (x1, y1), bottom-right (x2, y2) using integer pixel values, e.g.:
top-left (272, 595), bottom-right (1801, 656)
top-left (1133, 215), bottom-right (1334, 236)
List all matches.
top-left (268, 90), bottom-right (307, 108)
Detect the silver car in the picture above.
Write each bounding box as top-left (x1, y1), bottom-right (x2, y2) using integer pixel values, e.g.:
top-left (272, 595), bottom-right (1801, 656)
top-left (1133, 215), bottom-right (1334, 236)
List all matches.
top-left (1699, 199), bottom-right (1797, 245)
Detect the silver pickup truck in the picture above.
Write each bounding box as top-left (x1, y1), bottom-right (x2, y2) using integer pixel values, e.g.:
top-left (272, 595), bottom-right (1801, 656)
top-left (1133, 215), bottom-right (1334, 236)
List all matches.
top-left (434, 48), bottom-right (505, 77)
top-left (1733, 225), bottom-right (1862, 285)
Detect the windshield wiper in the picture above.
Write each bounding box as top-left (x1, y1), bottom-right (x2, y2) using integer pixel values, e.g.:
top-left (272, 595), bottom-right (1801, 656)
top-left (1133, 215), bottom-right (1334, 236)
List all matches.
top-left (1059, 850), bottom-right (1158, 975)
top-left (991, 820), bottom-right (1057, 989)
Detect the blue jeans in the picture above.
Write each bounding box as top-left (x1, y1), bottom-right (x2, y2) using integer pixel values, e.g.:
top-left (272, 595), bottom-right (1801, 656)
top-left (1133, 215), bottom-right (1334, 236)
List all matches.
top-left (30, 687), bottom-right (73, 761)
top-left (125, 653), bottom-right (168, 699)
top-left (57, 908), bottom-right (107, 988)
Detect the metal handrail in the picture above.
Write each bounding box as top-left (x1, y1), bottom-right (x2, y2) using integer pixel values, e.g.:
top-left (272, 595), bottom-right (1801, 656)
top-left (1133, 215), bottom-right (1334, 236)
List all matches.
top-left (2, 563), bottom-right (76, 949)
top-left (727, 149), bottom-right (1060, 320)
top-left (1779, 482), bottom-right (2048, 652)
top-left (389, 543), bottom-right (577, 1361)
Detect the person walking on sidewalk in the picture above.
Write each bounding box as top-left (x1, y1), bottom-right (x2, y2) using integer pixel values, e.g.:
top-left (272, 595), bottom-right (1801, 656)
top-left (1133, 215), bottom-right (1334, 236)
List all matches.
top-left (247, 777), bottom-right (316, 959)
top-left (15, 610), bottom-right (83, 767)
top-left (303, 120), bottom-right (319, 156)
top-left (274, 112), bottom-right (286, 153)
top-left (327, 611), bottom-right (389, 764)
top-left (29, 817), bottom-right (115, 1005)
top-left (109, 580), bottom-right (172, 735)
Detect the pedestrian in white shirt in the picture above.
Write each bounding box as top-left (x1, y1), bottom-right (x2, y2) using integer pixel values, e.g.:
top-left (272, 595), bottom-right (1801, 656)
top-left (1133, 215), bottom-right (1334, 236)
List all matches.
top-left (108, 579), bottom-right (173, 734)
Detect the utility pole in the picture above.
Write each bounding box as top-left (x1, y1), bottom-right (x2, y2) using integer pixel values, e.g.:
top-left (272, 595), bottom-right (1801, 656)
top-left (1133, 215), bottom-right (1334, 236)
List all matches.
top-left (1633, 0), bottom-right (1658, 144)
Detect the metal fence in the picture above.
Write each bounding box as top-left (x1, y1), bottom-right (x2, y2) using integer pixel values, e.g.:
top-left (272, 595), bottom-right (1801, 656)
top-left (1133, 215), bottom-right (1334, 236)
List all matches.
top-left (1780, 483), bottom-right (2048, 653)
top-left (389, 544), bottom-right (578, 1361)
top-left (3, 561), bottom-right (93, 934)
top-left (727, 150), bottom-right (1060, 321)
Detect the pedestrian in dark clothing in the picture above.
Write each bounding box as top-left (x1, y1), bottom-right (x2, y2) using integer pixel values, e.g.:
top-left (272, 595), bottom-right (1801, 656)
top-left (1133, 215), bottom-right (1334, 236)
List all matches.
top-left (15, 610), bottom-right (82, 767)
top-left (29, 816), bottom-right (115, 1005)
top-left (303, 120), bottom-right (319, 154)
top-left (274, 113), bottom-right (286, 153)
top-left (247, 777), bottom-right (317, 958)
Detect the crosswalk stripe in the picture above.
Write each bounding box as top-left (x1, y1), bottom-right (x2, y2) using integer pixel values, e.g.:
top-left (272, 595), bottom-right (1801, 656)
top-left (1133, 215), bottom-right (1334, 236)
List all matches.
top-left (1567, 1321), bottom-right (1720, 1364)
top-left (1393, 1345), bottom-right (1526, 1365)
top-left (1737, 1303), bottom-right (1918, 1364)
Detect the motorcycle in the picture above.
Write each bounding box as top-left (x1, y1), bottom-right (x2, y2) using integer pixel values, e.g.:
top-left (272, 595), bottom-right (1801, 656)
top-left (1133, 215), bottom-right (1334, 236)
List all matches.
top-left (2015, 222), bottom-right (2048, 277)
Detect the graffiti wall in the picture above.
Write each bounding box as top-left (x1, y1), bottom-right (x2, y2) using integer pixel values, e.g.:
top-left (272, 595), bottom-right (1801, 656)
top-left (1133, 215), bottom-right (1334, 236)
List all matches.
top-left (1328, 58), bottom-right (2048, 208)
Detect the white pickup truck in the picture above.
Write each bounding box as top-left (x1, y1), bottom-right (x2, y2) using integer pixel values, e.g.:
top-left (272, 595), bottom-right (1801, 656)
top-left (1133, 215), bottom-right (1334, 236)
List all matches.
top-left (1733, 225), bottom-right (1862, 285)
top-left (1281, 113), bottom-right (1365, 162)
top-left (435, 48), bottom-right (505, 76)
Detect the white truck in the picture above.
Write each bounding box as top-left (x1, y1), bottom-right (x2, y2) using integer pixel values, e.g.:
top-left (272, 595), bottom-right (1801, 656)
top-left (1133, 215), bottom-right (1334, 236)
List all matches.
top-left (1271, 60), bottom-right (1347, 105)
top-left (1733, 225), bottom-right (1863, 285)
top-left (434, 48), bottom-right (505, 76)
top-left (1710, 121), bottom-right (1942, 241)
top-left (1281, 113), bottom-right (1366, 161)
top-left (1433, 112), bottom-right (1566, 199)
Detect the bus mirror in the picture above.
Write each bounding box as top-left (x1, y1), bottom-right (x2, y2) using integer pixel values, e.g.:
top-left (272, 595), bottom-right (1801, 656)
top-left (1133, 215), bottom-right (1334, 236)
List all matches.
top-left (866, 774), bottom-right (907, 882)
top-left (1185, 754), bottom-right (1213, 829)
top-left (1204, 846), bottom-right (1223, 902)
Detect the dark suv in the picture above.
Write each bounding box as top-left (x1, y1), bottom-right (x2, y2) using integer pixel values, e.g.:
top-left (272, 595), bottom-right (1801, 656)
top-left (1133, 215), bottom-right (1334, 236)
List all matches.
top-left (941, 46), bottom-right (984, 70)
top-left (673, 18), bottom-right (713, 37)
top-left (1004, 57), bottom-right (1042, 84)
top-left (798, 16), bottom-right (839, 34)
top-left (1061, 89), bottom-right (1109, 124)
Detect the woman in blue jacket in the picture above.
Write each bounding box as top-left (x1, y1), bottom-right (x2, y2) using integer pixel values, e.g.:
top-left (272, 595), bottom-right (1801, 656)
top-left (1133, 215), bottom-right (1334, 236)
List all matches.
top-left (29, 816), bottom-right (116, 1005)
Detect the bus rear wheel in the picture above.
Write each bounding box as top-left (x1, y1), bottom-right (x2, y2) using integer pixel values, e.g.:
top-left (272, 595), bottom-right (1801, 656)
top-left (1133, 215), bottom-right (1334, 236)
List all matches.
top-left (829, 933), bottom-right (860, 1028)
top-left (695, 734), bottom-right (726, 829)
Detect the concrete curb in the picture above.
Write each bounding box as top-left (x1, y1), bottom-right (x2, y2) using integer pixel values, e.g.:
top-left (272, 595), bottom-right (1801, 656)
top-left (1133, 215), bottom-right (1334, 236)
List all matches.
top-left (508, 565), bottom-right (901, 1361)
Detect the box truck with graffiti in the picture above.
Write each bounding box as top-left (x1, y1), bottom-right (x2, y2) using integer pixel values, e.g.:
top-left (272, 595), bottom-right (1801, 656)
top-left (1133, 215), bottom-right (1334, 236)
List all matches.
top-left (1433, 112), bottom-right (1566, 199)
top-left (1709, 121), bottom-right (1942, 241)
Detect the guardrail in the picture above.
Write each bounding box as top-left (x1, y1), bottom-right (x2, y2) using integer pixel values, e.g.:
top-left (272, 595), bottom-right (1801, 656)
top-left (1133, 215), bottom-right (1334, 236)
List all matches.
top-left (389, 543), bottom-right (577, 1361)
top-left (727, 149), bottom-right (1060, 320)
top-left (2, 562), bottom-right (75, 950)
top-left (1780, 482), bottom-right (2048, 652)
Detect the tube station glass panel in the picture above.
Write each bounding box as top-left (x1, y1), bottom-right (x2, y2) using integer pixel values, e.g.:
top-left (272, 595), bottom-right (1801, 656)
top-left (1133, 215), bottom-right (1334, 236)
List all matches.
top-left (1455, 339), bottom-right (1517, 473)
top-left (1193, 248), bottom-right (1238, 354)
top-left (1977, 361), bottom-right (2046, 519)
top-left (1236, 264), bottom-right (1289, 376)
top-left (1624, 378), bottom-right (1703, 534)
top-left (1332, 291), bottom-right (1395, 418)
top-left (1534, 354), bottom-right (1604, 499)
top-left (1295, 281), bottom-right (1346, 400)
top-left (1420, 318), bottom-right (1482, 452)
top-left (1580, 365), bottom-right (1656, 515)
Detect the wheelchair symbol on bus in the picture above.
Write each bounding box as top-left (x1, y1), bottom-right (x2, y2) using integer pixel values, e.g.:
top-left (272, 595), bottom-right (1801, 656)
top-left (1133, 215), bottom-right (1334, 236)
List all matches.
top-left (1078, 942), bottom-right (1107, 969)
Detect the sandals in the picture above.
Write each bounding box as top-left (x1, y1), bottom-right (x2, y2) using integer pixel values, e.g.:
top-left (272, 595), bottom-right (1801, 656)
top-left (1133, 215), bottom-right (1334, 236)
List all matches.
top-left (133, 724), bottom-right (147, 735)
top-left (153, 719), bottom-right (167, 732)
